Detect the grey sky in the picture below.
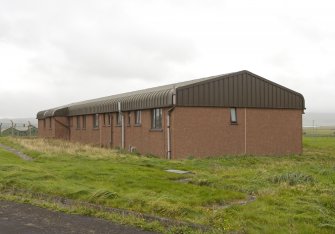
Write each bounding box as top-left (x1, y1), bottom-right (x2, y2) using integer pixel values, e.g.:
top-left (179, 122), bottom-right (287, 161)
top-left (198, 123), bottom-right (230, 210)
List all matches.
top-left (1, 0), bottom-right (335, 118)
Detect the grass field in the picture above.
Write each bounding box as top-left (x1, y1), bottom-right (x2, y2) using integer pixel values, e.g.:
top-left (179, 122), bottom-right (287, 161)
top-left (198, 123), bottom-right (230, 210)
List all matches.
top-left (0, 137), bottom-right (335, 233)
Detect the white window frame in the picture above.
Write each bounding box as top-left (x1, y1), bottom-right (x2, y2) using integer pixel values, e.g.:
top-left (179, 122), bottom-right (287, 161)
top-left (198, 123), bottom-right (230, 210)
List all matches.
top-left (230, 107), bottom-right (237, 124)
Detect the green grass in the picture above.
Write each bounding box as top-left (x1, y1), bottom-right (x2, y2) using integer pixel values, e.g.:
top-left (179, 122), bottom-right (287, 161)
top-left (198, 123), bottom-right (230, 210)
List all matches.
top-left (0, 137), bottom-right (335, 233)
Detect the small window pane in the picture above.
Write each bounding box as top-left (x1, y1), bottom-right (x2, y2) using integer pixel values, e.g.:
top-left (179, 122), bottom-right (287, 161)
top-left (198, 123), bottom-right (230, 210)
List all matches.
top-left (127, 112), bottom-right (131, 125)
top-left (93, 114), bottom-right (99, 128)
top-left (152, 108), bottom-right (162, 129)
top-left (77, 116), bottom-right (81, 129)
top-left (135, 110), bottom-right (141, 125)
top-left (230, 108), bottom-right (237, 123)
top-left (116, 113), bottom-right (121, 125)
top-left (107, 113), bottom-right (111, 125)
top-left (82, 116), bottom-right (86, 129)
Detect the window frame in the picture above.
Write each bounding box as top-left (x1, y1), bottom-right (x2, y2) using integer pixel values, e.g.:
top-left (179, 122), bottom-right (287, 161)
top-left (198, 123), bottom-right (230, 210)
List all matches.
top-left (69, 117), bottom-right (73, 127)
top-left (135, 110), bottom-right (141, 125)
top-left (104, 113), bottom-right (111, 126)
top-left (116, 112), bottom-right (122, 126)
top-left (127, 112), bottom-right (131, 126)
top-left (82, 115), bottom-right (86, 129)
top-left (230, 107), bottom-right (237, 124)
top-left (76, 116), bottom-right (81, 129)
top-left (93, 114), bottom-right (99, 129)
top-left (151, 108), bottom-right (162, 129)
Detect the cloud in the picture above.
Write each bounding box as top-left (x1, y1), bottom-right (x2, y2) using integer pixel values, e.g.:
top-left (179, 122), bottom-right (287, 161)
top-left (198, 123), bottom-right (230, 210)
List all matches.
top-left (1, 0), bottom-right (196, 82)
top-left (1, 0), bottom-right (335, 118)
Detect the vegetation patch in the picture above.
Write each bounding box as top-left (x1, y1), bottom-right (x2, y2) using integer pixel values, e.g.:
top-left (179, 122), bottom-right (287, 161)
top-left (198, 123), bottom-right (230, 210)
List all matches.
top-left (271, 172), bottom-right (315, 186)
top-left (89, 190), bottom-right (119, 201)
top-left (0, 136), bottom-right (334, 233)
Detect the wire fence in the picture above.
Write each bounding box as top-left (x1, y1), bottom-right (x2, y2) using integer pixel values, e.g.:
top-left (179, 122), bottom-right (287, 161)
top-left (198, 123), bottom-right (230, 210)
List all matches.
top-left (303, 126), bottom-right (335, 137)
top-left (0, 121), bottom-right (38, 137)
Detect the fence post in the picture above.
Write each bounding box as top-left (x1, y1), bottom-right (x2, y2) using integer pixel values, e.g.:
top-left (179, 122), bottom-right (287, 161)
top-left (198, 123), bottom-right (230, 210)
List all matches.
top-left (28, 121), bottom-right (32, 137)
top-left (10, 120), bottom-right (14, 136)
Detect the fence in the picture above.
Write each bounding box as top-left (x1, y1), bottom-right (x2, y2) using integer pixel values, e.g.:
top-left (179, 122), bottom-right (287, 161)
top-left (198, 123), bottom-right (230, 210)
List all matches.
top-left (0, 121), bottom-right (38, 137)
top-left (303, 126), bottom-right (335, 137)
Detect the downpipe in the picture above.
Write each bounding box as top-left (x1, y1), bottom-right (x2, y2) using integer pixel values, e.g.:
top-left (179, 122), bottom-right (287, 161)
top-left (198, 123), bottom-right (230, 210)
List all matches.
top-left (167, 106), bottom-right (175, 160)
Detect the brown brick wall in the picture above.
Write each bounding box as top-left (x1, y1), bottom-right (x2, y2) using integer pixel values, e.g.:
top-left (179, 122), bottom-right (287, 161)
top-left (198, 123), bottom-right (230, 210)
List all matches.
top-left (38, 107), bottom-right (302, 159)
top-left (245, 108), bottom-right (302, 155)
top-left (112, 109), bottom-right (167, 157)
top-left (171, 107), bottom-right (245, 159)
top-left (54, 117), bottom-right (69, 140)
top-left (57, 109), bottom-right (168, 157)
top-left (170, 107), bottom-right (302, 159)
top-left (38, 118), bottom-right (54, 138)
top-left (69, 115), bottom-right (100, 145)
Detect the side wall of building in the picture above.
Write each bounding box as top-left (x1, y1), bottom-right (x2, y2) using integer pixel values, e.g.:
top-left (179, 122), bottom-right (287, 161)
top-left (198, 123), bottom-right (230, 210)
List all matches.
top-left (38, 107), bottom-right (302, 159)
top-left (112, 109), bottom-right (167, 157)
top-left (64, 109), bottom-right (168, 157)
top-left (245, 108), bottom-right (302, 155)
top-left (38, 118), bottom-right (55, 138)
top-left (171, 107), bottom-right (302, 159)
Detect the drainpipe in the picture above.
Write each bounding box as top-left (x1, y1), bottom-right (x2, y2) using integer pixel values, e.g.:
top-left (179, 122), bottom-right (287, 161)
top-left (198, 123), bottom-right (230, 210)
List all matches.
top-left (167, 106), bottom-right (175, 160)
top-left (99, 114), bottom-right (102, 147)
top-left (167, 91), bottom-right (176, 160)
top-left (244, 108), bottom-right (247, 154)
top-left (121, 114), bottom-right (125, 149)
top-left (110, 113), bottom-right (113, 148)
top-left (118, 102), bottom-right (124, 149)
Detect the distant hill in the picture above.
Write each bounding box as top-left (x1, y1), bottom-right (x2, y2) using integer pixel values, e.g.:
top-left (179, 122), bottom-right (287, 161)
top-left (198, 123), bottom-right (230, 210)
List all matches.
top-left (303, 112), bottom-right (335, 127)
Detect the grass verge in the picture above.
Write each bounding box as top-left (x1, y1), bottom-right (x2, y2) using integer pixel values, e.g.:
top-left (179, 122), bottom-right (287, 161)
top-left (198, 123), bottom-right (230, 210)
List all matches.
top-left (0, 136), bottom-right (335, 233)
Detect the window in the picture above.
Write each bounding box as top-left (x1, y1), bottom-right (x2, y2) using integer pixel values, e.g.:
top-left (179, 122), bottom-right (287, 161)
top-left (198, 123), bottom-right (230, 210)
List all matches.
top-left (70, 117), bottom-right (73, 127)
top-left (230, 108), bottom-right (237, 124)
top-left (127, 112), bottom-right (131, 126)
top-left (152, 108), bottom-right (162, 129)
top-left (135, 110), bottom-right (141, 125)
top-left (105, 113), bottom-right (111, 126)
top-left (82, 115), bottom-right (86, 129)
top-left (93, 114), bottom-right (99, 128)
top-left (117, 112), bottom-right (122, 125)
top-left (43, 119), bottom-right (46, 128)
top-left (76, 116), bottom-right (81, 129)
top-left (49, 118), bottom-right (52, 129)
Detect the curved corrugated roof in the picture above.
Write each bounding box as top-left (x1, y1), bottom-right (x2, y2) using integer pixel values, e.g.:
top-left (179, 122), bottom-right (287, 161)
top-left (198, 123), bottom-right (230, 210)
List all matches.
top-left (37, 70), bottom-right (305, 119)
top-left (36, 74), bottom-right (215, 119)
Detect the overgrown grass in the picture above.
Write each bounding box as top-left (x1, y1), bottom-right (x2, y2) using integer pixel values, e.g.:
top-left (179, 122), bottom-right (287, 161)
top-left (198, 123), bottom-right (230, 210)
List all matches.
top-left (0, 136), bottom-right (335, 233)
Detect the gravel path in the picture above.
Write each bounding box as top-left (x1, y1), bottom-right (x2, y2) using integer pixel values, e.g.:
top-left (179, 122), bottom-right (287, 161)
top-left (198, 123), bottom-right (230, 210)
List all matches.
top-left (0, 200), bottom-right (158, 234)
top-left (0, 143), bottom-right (33, 161)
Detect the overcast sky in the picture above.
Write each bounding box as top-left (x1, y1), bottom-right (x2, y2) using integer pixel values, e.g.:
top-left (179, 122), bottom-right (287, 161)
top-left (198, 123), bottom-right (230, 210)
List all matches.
top-left (1, 0), bottom-right (334, 118)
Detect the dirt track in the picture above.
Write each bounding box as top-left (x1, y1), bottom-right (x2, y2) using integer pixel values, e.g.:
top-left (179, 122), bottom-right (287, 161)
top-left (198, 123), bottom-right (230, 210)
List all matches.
top-left (0, 200), bottom-right (158, 234)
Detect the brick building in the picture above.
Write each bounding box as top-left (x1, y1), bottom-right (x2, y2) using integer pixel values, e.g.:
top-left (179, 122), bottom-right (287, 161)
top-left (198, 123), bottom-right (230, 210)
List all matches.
top-left (37, 70), bottom-right (305, 159)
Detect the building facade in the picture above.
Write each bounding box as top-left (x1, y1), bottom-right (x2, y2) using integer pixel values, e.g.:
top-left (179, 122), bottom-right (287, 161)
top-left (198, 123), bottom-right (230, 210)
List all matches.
top-left (37, 70), bottom-right (305, 159)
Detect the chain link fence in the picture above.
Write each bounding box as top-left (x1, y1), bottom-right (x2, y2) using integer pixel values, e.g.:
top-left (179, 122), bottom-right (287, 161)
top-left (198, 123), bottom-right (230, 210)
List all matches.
top-left (0, 121), bottom-right (38, 137)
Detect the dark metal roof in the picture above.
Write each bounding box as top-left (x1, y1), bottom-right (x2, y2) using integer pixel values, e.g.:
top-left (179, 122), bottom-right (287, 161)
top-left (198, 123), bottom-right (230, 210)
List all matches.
top-left (176, 70), bottom-right (305, 109)
top-left (37, 70), bottom-right (305, 119)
